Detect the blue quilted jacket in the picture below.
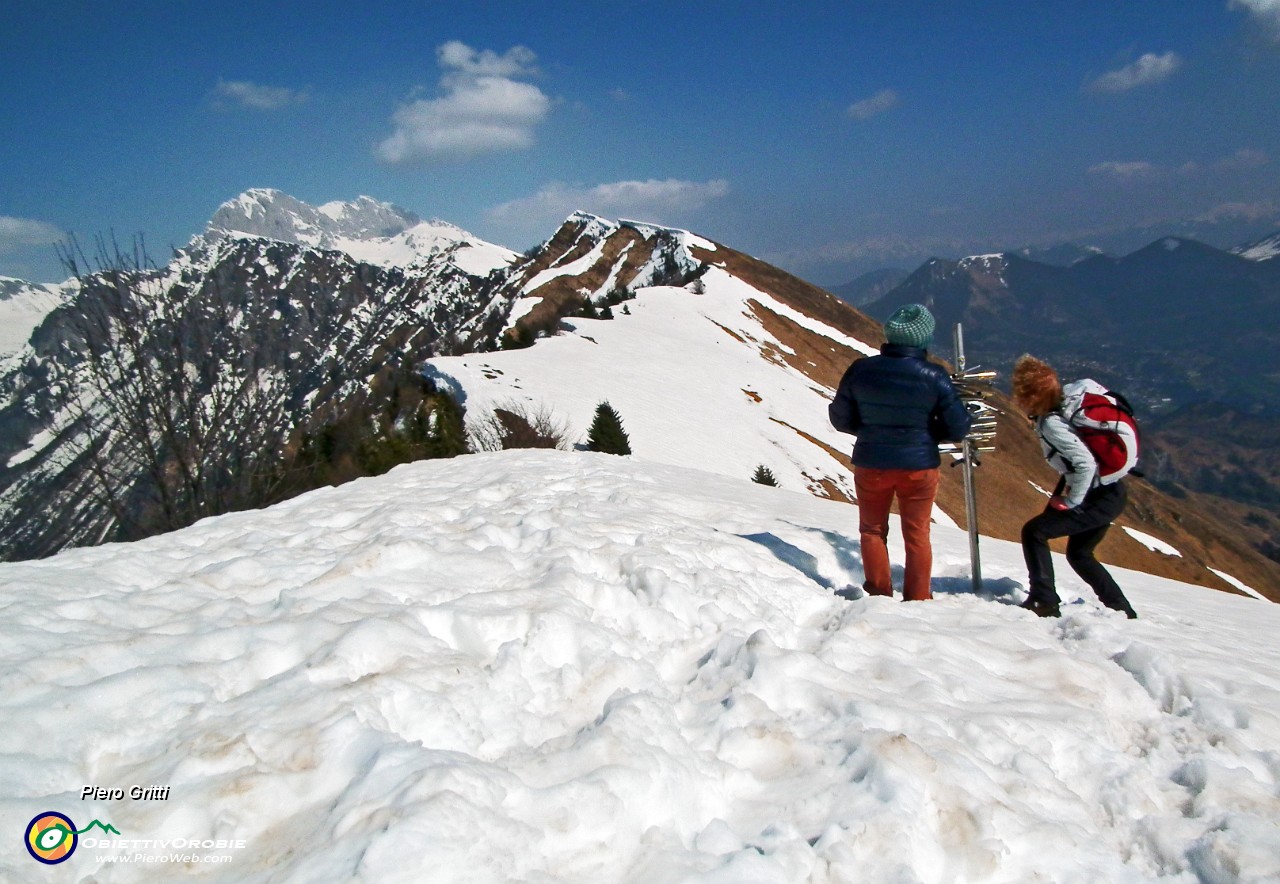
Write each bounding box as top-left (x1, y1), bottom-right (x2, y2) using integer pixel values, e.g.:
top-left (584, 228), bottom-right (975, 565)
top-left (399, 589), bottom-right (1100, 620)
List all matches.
top-left (828, 344), bottom-right (972, 470)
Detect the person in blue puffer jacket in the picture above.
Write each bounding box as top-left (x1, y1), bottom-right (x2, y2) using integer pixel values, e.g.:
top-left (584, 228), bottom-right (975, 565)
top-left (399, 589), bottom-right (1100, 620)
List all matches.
top-left (829, 304), bottom-right (972, 601)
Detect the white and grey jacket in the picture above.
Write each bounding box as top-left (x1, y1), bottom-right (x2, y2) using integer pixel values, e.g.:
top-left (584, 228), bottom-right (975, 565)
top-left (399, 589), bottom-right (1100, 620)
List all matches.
top-left (1034, 380), bottom-right (1106, 508)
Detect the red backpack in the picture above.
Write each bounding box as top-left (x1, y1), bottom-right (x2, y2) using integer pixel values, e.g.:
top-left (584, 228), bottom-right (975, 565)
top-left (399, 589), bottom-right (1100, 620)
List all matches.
top-left (1062, 380), bottom-right (1141, 484)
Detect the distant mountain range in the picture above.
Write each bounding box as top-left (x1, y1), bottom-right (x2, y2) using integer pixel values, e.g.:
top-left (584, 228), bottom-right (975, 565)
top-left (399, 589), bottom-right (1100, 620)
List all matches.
top-left (828, 268), bottom-right (909, 308)
top-left (857, 230), bottom-right (1280, 573)
top-left (862, 234), bottom-right (1280, 415)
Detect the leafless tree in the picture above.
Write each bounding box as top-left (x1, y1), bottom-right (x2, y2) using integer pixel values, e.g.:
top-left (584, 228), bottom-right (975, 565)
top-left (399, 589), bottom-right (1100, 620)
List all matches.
top-left (55, 235), bottom-right (291, 542)
top-left (469, 399), bottom-right (575, 452)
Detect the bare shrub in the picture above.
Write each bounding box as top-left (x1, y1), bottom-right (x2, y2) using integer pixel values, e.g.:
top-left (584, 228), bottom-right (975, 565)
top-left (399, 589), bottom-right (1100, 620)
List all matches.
top-left (469, 400), bottom-right (575, 452)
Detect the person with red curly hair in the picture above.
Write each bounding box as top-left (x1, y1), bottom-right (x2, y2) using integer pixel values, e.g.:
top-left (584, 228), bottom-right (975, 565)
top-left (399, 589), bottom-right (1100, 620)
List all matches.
top-left (1011, 355), bottom-right (1138, 619)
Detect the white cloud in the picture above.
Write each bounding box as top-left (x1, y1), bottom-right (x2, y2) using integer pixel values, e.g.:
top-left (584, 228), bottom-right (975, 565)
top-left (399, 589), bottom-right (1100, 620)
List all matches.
top-left (483, 179), bottom-right (729, 246)
top-left (436, 41), bottom-right (538, 82)
top-left (376, 42), bottom-right (550, 164)
top-left (1089, 148), bottom-right (1269, 181)
top-left (1088, 52), bottom-right (1182, 92)
top-left (1198, 200), bottom-right (1278, 221)
top-left (211, 79), bottom-right (308, 111)
top-left (1088, 160), bottom-right (1158, 178)
top-left (1232, 0), bottom-right (1280, 39)
top-left (847, 88), bottom-right (899, 120)
top-left (488, 179), bottom-right (729, 226)
top-left (1214, 147), bottom-right (1269, 170)
top-left (0, 216), bottom-right (63, 253)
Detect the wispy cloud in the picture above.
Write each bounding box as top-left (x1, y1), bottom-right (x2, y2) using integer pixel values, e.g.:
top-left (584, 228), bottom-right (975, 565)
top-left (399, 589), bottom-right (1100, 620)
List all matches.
top-left (1090, 148), bottom-right (1269, 181)
top-left (1231, 0), bottom-right (1280, 40)
top-left (211, 79), bottom-right (308, 111)
top-left (764, 232), bottom-right (997, 279)
top-left (1215, 148), bottom-right (1269, 170)
top-left (376, 41), bottom-right (550, 164)
top-left (1088, 52), bottom-right (1182, 92)
top-left (847, 89), bottom-right (899, 120)
top-left (0, 216), bottom-right (63, 253)
top-left (489, 178), bottom-right (729, 223)
top-left (1088, 161), bottom-right (1159, 179)
top-left (485, 178), bottom-right (730, 243)
top-left (1198, 200), bottom-right (1279, 222)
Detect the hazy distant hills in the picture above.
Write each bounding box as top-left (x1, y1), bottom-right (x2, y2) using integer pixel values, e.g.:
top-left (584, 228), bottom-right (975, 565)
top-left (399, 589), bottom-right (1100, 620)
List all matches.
top-left (828, 268), bottom-right (909, 308)
top-left (863, 235), bottom-right (1280, 415)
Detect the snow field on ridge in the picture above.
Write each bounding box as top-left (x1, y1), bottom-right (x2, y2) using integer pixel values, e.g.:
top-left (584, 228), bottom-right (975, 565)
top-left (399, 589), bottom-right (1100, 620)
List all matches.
top-left (2, 450), bottom-right (1279, 882)
top-left (426, 267), bottom-right (876, 506)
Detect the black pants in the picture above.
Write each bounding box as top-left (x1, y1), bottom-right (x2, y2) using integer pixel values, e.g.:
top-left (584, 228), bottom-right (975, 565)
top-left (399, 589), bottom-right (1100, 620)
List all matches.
top-left (1021, 482), bottom-right (1134, 612)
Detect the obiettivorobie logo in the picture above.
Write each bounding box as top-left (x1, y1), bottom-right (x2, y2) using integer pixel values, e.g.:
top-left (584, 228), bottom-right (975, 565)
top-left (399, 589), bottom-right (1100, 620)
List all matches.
top-left (24, 812), bottom-right (120, 865)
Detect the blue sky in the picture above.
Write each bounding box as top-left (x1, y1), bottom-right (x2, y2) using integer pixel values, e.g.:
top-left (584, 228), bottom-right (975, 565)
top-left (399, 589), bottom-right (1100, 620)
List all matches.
top-left (3, 1), bottom-right (1279, 285)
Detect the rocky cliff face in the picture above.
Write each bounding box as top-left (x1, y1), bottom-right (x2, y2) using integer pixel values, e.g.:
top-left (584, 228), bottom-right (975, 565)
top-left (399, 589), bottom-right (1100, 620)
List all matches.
top-left (0, 195), bottom-right (517, 560)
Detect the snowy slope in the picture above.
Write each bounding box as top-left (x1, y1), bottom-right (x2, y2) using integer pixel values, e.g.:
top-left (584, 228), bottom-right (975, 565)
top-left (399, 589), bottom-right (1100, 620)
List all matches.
top-left (0, 277), bottom-right (73, 360)
top-left (426, 263), bottom-right (879, 504)
top-left (1233, 231), bottom-right (1280, 262)
top-left (2, 450), bottom-right (1278, 882)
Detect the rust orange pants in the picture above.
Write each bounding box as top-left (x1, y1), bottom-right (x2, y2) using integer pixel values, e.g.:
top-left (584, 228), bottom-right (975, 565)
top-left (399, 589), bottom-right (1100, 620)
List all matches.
top-left (854, 467), bottom-right (940, 601)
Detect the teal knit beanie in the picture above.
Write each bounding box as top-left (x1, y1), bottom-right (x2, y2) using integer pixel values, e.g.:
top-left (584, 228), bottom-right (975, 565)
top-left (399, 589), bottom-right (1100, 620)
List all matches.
top-left (884, 303), bottom-right (935, 348)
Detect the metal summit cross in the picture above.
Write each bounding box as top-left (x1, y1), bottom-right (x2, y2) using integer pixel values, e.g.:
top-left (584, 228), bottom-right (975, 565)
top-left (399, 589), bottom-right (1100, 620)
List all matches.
top-left (949, 324), bottom-right (998, 594)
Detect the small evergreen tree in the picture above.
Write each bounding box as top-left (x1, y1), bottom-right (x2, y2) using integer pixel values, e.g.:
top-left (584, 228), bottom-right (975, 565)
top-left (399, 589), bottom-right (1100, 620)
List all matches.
top-left (752, 465), bottom-right (779, 487)
top-left (586, 401), bottom-right (631, 455)
top-left (424, 390), bottom-right (469, 458)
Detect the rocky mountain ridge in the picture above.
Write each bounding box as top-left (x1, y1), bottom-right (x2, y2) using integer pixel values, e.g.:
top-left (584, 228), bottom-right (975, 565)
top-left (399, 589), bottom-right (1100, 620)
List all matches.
top-left (0, 191), bottom-right (1275, 598)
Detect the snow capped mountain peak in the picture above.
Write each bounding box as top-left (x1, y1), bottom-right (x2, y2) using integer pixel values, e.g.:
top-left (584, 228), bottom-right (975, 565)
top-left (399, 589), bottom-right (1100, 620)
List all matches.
top-left (559, 211), bottom-right (620, 242)
top-left (207, 189), bottom-right (421, 246)
top-left (199, 189), bottom-right (516, 277)
top-left (959, 253), bottom-right (1008, 268)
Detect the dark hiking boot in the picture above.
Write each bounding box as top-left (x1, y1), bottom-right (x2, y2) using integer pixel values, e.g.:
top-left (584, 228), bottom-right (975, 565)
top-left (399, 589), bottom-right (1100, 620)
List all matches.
top-left (1020, 597), bottom-right (1061, 618)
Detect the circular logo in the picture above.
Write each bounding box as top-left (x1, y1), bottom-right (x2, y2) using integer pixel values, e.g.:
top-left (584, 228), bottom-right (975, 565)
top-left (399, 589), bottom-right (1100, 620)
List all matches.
top-left (25, 812), bottom-right (78, 865)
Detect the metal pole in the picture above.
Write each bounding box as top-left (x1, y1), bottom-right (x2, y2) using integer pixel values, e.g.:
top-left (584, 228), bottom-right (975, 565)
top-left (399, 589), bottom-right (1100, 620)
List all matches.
top-left (954, 324), bottom-right (983, 594)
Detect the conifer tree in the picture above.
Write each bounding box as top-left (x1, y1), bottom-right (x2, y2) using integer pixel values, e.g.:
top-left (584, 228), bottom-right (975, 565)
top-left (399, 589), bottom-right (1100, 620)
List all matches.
top-left (586, 401), bottom-right (631, 455)
top-left (425, 391), bottom-right (469, 458)
top-left (752, 465), bottom-right (779, 486)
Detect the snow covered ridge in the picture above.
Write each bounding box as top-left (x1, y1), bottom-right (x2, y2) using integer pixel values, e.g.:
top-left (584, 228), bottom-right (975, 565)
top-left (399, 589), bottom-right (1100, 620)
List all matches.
top-left (1233, 231), bottom-right (1280, 262)
top-left (202, 188), bottom-right (517, 278)
top-left (431, 264), bottom-right (873, 502)
top-left (2, 451), bottom-right (1277, 881)
top-left (0, 221), bottom-right (516, 560)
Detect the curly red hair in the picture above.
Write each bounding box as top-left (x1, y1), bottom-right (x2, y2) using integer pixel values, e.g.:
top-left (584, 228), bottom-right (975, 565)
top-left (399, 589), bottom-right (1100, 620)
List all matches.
top-left (1012, 354), bottom-right (1062, 417)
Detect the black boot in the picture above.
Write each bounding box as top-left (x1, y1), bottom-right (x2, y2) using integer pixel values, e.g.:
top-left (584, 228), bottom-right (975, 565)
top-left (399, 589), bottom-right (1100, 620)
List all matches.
top-left (1020, 597), bottom-right (1060, 618)
top-left (1105, 600), bottom-right (1138, 619)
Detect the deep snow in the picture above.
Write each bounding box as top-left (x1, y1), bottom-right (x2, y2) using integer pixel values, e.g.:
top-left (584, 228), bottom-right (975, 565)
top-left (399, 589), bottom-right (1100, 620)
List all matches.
top-left (3, 450), bottom-right (1278, 882)
top-left (425, 265), bottom-right (879, 507)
